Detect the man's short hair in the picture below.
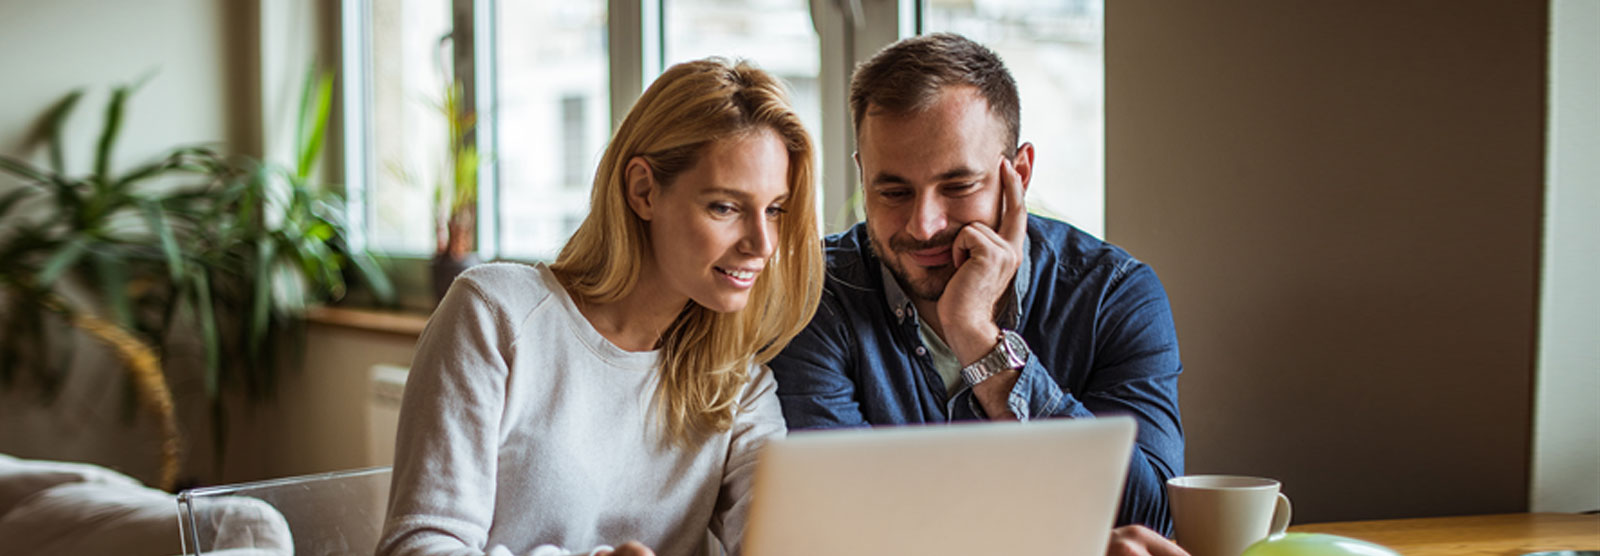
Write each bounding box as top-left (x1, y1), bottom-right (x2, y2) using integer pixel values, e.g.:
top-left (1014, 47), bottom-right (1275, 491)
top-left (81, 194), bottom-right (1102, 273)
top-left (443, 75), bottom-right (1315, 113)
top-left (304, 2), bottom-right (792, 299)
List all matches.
top-left (849, 33), bottom-right (1021, 157)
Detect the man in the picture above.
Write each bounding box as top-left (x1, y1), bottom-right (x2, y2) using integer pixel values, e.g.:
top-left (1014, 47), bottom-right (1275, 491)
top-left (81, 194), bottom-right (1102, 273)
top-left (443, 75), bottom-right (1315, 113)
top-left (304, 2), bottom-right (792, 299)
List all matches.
top-left (769, 33), bottom-right (1186, 552)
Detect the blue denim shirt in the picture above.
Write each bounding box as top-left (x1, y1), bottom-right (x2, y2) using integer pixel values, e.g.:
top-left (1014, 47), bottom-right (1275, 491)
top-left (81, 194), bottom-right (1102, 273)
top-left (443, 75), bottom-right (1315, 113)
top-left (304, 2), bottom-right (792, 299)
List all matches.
top-left (769, 215), bottom-right (1185, 534)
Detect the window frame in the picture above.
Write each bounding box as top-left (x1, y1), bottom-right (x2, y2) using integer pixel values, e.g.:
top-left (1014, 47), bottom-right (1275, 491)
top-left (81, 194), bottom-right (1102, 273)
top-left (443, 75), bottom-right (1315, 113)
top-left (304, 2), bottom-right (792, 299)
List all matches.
top-left (343, 0), bottom-right (1089, 308)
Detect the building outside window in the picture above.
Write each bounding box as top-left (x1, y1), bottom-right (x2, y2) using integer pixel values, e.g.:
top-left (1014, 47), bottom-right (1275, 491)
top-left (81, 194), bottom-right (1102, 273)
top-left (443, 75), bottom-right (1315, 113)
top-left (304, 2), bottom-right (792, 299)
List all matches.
top-left (346, 0), bottom-right (1102, 303)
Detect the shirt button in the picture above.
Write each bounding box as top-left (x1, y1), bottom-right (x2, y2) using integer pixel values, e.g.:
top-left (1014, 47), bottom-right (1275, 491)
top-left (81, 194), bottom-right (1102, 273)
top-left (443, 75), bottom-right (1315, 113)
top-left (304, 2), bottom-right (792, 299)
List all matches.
top-left (915, 346), bottom-right (927, 356)
top-left (895, 309), bottom-right (905, 319)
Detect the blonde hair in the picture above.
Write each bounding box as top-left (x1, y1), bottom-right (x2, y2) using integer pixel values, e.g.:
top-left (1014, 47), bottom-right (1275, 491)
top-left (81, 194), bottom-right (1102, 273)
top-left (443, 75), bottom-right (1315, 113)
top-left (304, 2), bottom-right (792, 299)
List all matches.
top-left (551, 58), bottom-right (822, 447)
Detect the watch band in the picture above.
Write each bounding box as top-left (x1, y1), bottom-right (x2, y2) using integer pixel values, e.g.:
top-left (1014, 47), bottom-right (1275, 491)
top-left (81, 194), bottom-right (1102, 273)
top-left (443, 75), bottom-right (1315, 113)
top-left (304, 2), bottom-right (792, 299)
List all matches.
top-left (961, 329), bottom-right (1029, 386)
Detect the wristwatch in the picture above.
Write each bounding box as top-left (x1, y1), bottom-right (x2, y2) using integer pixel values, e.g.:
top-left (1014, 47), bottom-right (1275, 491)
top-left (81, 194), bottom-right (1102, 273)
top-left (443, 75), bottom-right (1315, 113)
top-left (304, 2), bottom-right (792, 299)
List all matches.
top-left (960, 329), bottom-right (1029, 386)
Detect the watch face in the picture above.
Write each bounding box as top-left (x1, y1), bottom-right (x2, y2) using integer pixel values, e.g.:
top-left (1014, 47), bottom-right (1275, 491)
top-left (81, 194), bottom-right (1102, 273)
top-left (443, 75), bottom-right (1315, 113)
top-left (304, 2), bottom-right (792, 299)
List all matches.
top-left (1001, 331), bottom-right (1029, 368)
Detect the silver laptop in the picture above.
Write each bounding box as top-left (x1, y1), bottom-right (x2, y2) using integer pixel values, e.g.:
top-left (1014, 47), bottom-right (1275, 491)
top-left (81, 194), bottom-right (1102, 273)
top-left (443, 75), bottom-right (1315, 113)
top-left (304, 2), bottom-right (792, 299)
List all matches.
top-left (744, 416), bottom-right (1136, 556)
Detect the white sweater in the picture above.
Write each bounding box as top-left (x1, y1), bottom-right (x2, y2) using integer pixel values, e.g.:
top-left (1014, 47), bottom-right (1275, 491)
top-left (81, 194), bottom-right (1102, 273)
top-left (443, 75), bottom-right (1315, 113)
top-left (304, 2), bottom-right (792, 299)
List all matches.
top-left (377, 263), bottom-right (784, 556)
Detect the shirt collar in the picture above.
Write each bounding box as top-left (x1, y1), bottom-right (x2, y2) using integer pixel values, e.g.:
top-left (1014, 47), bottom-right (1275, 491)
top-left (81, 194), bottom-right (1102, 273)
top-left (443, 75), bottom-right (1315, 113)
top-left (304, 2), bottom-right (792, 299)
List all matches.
top-left (880, 233), bottom-right (1032, 328)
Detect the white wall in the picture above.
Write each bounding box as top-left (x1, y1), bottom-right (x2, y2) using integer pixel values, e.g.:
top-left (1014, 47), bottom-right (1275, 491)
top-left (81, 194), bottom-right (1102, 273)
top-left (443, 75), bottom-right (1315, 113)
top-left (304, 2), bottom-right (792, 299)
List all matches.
top-left (1107, 1), bottom-right (1547, 522)
top-left (1531, 0), bottom-right (1600, 514)
top-left (0, 0), bottom-right (250, 171)
top-left (0, 0), bottom-right (254, 487)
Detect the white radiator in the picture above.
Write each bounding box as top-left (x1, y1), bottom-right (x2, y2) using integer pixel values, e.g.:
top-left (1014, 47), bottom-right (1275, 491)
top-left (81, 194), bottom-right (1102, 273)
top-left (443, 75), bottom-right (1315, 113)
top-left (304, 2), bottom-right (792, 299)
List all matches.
top-left (367, 364), bottom-right (410, 467)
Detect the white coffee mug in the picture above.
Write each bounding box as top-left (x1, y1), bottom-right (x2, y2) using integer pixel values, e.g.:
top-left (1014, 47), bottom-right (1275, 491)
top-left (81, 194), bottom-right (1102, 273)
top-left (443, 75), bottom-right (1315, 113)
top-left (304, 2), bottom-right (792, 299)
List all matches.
top-left (1166, 475), bottom-right (1292, 556)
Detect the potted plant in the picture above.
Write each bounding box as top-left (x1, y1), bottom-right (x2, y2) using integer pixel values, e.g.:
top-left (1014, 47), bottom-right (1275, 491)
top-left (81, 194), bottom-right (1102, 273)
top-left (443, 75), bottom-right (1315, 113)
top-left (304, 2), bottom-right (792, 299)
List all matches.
top-left (0, 70), bottom-right (393, 489)
top-left (428, 79), bottom-right (481, 302)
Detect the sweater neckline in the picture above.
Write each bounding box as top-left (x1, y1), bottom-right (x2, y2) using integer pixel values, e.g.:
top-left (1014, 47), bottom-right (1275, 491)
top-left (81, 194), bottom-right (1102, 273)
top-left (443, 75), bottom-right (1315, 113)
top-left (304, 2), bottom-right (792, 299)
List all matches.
top-left (533, 263), bottom-right (660, 371)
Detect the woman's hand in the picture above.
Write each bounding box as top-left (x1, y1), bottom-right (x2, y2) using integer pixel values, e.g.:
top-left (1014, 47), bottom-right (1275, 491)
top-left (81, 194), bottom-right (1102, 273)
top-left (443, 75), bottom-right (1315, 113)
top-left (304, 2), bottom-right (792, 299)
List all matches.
top-left (595, 541), bottom-right (655, 556)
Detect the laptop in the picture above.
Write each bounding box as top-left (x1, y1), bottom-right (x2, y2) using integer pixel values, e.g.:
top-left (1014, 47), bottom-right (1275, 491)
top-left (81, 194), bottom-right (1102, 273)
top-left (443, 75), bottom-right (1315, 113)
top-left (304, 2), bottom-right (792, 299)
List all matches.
top-left (743, 416), bottom-right (1136, 556)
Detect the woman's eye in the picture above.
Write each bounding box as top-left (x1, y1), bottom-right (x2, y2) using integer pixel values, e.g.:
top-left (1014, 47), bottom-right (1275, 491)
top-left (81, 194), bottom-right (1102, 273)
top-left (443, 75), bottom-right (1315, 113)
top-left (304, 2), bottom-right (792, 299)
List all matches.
top-left (765, 205), bottom-right (787, 219)
top-left (709, 203), bottom-right (737, 216)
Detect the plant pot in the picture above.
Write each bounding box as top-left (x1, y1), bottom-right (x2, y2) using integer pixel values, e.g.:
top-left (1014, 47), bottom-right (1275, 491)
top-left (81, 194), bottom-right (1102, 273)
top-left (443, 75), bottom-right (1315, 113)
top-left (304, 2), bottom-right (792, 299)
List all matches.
top-left (431, 251), bottom-right (483, 303)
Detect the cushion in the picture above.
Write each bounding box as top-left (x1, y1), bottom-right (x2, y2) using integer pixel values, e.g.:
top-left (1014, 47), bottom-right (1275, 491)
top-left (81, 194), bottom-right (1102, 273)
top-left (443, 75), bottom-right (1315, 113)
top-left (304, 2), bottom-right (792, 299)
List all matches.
top-left (0, 453), bottom-right (142, 516)
top-left (0, 481), bottom-right (180, 556)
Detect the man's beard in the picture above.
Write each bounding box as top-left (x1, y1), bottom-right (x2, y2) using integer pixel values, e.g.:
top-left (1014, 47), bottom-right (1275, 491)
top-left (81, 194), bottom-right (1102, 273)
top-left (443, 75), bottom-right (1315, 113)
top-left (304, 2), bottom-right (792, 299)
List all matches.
top-left (867, 225), bottom-right (961, 303)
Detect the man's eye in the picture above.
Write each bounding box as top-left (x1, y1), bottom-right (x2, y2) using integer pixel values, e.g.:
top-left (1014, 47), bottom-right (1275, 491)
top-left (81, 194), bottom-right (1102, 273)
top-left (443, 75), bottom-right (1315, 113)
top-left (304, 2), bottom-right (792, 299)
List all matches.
top-left (944, 182), bottom-right (978, 195)
top-left (878, 190), bottom-right (911, 200)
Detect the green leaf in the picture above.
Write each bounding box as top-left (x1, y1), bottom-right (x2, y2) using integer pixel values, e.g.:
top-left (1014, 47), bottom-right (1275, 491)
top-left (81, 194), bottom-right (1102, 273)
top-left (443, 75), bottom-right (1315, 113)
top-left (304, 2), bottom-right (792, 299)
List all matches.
top-left (94, 85), bottom-right (132, 181)
top-left (248, 239), bottom-right (277, 365)
top-left (37, 236), bottom-right (90, 285)
top-left (44, 90), bottom-right (85, 175)
top-left (138, 199), bottom-right (184, 282)
top-left (90, 250), bottom-right (134, 329)
top-left (189, 268), bottom-right (220, 399)
top-left (295, 67), bottom-right (334, 180)
top-left (349, 251), bottom-right (396, 305)
top-left (113, 151), bottom-right (185, 189)
top-left (0, 186), bottom-right (40, 222)
top-left (0, 155), bottom-right (52, 184)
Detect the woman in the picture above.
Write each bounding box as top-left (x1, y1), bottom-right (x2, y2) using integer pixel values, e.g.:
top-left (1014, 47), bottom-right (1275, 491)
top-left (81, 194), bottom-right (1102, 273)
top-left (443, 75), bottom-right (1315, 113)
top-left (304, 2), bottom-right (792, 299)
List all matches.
top-left (377, 58), bottom-right (822, 556)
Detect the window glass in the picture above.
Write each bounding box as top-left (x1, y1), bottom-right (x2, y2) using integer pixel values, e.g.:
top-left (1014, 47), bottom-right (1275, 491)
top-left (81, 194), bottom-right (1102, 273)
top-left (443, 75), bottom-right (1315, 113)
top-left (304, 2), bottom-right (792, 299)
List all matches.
top-left (493, 0), bottom-right (610, 260)
top-left (924, 0), bottom-right (1105, 237)
top-left (663, 0), bottom-right (823, 197)
top-left (366, 0), bottom-right (453, 255)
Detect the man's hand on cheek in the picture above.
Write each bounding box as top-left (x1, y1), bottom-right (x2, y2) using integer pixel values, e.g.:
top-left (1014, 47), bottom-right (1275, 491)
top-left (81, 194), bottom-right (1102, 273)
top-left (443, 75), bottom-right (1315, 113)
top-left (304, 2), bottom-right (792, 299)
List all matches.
top-left (939, 156), bottom-right (1028, 418)
top-left (939, 156), bottom-right (1026, 357)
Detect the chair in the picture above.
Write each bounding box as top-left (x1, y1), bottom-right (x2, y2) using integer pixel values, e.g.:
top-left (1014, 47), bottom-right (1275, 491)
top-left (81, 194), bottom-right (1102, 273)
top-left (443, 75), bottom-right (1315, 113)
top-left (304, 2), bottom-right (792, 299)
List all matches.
top-left (176, 466), bottom-right (391, 556)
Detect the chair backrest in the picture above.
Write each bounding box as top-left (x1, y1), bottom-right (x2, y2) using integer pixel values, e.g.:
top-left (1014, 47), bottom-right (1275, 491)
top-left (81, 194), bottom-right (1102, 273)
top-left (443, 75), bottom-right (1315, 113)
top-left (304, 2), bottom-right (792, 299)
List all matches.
top-left (176, 466), bottom-right (391, 556)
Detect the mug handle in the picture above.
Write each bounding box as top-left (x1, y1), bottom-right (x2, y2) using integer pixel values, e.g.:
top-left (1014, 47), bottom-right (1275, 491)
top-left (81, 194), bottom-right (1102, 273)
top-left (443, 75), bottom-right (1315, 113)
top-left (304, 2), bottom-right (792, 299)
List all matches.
top-left (1268, 493), bottom-right (1293, 536)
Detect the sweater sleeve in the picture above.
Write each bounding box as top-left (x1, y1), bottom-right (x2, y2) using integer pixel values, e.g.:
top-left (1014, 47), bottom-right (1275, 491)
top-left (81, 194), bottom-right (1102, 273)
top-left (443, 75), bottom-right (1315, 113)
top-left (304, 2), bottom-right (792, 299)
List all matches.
top-left (377, 279), bottom-right (515, 556)
top-left (708, 365), bottom-right (787, 555)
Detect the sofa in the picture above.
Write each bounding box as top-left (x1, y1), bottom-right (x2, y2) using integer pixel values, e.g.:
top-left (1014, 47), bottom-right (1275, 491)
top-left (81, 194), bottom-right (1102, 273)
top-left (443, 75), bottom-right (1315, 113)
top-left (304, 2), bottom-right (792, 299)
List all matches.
top-left (0, 453), bottom-right (292, 555)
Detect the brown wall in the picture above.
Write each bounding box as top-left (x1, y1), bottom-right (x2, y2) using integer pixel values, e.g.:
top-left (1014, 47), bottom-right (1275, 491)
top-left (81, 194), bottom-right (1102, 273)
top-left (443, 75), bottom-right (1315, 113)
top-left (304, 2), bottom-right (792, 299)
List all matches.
top-left (1106, 2), bottom-right (1547, 522)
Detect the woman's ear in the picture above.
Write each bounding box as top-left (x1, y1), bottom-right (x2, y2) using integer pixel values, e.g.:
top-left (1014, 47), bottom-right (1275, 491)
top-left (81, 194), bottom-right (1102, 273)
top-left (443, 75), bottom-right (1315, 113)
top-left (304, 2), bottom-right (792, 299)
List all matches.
top-left (624, 157), bottom-right (657, 221)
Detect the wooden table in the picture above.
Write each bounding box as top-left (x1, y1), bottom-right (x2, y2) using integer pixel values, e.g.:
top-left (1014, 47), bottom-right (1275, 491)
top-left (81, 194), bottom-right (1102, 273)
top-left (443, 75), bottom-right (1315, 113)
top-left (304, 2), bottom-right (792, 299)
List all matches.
top-left (1292, 513), bottom-right (1600, 556)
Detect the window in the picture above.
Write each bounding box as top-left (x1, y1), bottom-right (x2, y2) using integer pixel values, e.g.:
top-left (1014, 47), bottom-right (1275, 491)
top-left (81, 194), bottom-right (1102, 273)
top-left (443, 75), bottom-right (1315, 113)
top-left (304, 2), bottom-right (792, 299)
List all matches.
top-left (344, 0), bottom-right (1104, 302)
top-left (353, 0), bottom-right (453, 256)
top-left (924, 0), bottom-right (1105, 236)
top-left (663, 0), bottom-right (823, 191)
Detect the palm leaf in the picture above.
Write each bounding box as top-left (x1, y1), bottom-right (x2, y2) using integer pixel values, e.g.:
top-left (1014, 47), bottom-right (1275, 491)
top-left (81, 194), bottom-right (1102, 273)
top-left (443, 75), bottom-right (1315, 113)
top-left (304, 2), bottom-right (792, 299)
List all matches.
top-left (138, 199), bottom-right (184, 282)
top-left (90, 250), bottom-right (134, 329)
top-left (248, 238), bottom-right (277, 364)
top-left (44, 90), bottom-right (85, 175)
top-left (188, 268), bottom-right (220, 399)
top-left (295, 68), bottom-right (334, 180)
top-left (0, 155), bottom-right (52, 184)
top-left (348, 250), bottom-right (396, 304)
top-left (0, 186), bottom-right (40, 223)
top-left (37, 235), bottom-right (91, 285)
top-left (94, 86), bottom-right (132, 183)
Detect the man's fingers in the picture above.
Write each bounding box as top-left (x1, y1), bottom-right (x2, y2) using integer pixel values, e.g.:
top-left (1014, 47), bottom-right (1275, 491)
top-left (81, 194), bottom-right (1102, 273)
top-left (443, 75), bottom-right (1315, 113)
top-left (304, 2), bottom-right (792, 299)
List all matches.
top-left (996, 155), bottom-right (1027, 250)
top-left (610, 542), bottom-right (656, 556)
top-left (1106, 525), bottom-right (1190, 556)
top-left (951, 223), bottom-right (1006, 269)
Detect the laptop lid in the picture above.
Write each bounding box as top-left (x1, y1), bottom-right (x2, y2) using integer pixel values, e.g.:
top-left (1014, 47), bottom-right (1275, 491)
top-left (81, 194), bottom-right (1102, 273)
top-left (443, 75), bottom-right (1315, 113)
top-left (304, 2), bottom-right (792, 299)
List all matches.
top-left (744, 416), bottom-right (1137, 556)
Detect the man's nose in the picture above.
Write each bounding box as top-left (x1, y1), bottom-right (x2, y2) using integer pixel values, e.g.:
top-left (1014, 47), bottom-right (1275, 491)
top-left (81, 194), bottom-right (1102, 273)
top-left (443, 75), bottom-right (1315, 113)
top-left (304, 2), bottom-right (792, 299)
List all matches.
top-left (906, 193), bottom-right (948, 241)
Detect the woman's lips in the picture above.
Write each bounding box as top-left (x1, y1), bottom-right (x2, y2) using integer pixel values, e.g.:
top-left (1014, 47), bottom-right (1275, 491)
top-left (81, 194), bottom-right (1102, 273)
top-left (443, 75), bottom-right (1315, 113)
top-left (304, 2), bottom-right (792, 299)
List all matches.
top-left (715, 266), bottom-right (759, 288)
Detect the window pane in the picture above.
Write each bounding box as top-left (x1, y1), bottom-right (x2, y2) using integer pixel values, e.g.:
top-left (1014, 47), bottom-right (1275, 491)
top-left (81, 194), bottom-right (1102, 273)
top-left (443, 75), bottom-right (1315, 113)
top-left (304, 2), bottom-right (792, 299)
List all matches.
top-left (663, 0), bottom-right (823, 201)
top-left (367, 0), bottom-right (453, 255)
top-left (493, 0), bottom-right (610, 260)
top-left (925, 0), bottom-right (1105, 237)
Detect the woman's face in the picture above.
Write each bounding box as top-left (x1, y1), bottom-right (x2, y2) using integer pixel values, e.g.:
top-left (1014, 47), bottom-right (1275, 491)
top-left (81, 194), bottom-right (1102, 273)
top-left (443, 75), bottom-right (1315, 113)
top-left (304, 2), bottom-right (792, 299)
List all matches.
top-left (638, 128), bottom-right (791, 314)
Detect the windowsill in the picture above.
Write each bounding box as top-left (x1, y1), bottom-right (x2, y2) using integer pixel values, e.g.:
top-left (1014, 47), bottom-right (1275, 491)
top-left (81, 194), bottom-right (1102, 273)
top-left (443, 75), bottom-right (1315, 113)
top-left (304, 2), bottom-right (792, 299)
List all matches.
top-left (304, 305), bottom-right (430, 338)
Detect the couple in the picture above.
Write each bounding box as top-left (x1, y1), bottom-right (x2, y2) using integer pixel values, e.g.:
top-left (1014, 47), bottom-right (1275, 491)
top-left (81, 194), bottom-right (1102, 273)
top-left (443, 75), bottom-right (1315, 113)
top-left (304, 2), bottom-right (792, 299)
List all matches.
top-left (378, 33), bottom-right (1185, 556)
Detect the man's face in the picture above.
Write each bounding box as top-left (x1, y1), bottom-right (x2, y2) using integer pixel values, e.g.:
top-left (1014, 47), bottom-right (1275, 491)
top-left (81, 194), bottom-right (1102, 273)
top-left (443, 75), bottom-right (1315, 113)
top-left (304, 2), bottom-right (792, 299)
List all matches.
top-left (857, 85), bottom-right (1021, 302)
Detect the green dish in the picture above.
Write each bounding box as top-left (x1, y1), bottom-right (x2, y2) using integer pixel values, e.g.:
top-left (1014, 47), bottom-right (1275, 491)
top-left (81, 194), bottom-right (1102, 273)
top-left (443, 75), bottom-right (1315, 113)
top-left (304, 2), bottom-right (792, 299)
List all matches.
top-left (1240, 533), bottom-right (1400, 556)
